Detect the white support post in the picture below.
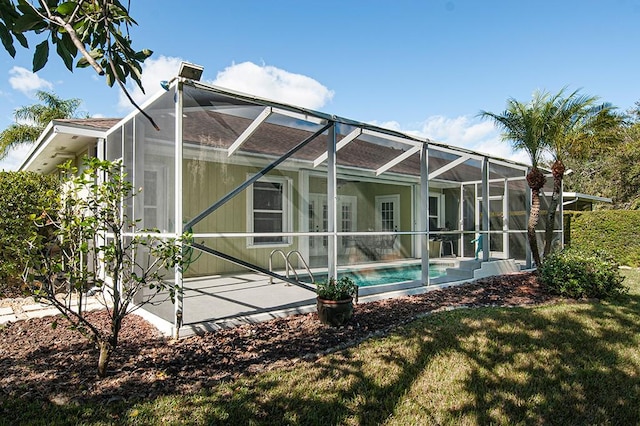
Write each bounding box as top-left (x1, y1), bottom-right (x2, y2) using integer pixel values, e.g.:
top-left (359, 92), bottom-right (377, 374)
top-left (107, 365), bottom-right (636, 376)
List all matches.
top-left (503, 178), bottom-right (509, 259)
top-left (97, 137), bottom-right (106, 160)
top-left (459, 184), bottom-right (465, 258)
top-left (327, 123), bottom-right (338, 281)
top-left (481, 157), bottom-right (490, 262)
top-left (420, 143), bottom-right (430, 285)
top-left (174, 82), bottom-right (184, 339)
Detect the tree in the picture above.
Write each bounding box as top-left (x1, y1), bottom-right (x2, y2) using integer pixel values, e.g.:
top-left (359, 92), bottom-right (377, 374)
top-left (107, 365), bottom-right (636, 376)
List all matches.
top-left (0, 90), bottom-right (83, 159)
top-left (564, 104), bottom-right (640, 210)
top-left (541, 89), bottom-right (618, 256)
top-left (25, 158), bottom-right (186, 377)
top-left (0, 0), bottom-right (157, 127)
top-left (479, 91), bottom-right (555, 266)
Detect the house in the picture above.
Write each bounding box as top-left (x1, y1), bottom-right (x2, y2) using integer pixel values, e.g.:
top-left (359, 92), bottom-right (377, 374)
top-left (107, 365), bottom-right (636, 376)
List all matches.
top-left (20, 63), bottom-right (562, 336)
top-left (562, 192), bottom-right (612, 211)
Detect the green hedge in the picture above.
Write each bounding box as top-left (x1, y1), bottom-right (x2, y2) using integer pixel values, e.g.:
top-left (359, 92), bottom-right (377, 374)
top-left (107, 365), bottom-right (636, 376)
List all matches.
top-left (565, 210), bottom-right (640, 267)
top-left (0, 171), bottom-right (59, 296)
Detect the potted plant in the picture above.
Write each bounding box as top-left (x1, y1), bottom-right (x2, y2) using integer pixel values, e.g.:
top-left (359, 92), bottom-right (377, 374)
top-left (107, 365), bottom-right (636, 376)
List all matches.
top-left (315, 276), bottom-right (358, 326)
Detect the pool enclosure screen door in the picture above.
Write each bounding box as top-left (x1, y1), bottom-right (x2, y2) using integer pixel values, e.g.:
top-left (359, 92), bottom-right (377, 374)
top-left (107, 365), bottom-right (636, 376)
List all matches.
top-left (477, 197), bottom-right (507, 258)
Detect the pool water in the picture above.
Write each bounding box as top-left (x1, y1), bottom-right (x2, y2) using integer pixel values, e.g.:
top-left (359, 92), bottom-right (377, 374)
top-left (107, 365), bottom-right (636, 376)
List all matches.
top-left (306, 263), bottom-right (448, 288)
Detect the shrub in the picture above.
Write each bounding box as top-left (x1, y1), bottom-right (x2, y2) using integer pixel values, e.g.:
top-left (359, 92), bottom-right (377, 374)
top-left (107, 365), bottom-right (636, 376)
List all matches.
top-left (565, 211), bottom-right (640, 267)
top-left (316, 276), bottom-right (358, 301)
top-left (0, 171), bottom-right (60, 297)
top-left (539, 248), bottom-right (627, 299)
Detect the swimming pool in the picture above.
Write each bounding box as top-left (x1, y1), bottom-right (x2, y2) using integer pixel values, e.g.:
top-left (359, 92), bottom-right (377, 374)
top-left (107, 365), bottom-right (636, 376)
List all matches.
top-left (304, 263), bottom-right (448, 288)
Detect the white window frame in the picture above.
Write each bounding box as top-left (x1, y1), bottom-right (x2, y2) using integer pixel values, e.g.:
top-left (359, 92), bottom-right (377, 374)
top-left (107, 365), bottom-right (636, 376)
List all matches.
top-left (247, 175), bottom-right (293, 248)
top-left (375, 194), bottom-right (400, 232)
top-left (428, 192), bottom-right (446, 230)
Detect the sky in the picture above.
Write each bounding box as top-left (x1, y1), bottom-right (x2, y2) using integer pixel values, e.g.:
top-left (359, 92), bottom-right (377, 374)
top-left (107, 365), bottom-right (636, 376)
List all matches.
top-left (1, 0), bottom-right (639, 170)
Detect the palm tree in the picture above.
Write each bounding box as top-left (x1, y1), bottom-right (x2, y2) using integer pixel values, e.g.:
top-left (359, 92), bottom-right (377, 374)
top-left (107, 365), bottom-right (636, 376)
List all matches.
top-left (479, 90), bottom-right (556, 267)
top-left (0, 91), bottom-right (83, 160)
top-left (541, 89), bottom-right (617, 256)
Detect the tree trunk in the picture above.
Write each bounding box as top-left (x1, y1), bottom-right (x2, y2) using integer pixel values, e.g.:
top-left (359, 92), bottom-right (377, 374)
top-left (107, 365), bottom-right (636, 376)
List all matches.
top-left (526, 167), bottom-right (546, 267)
top-left (528, 189), bottom-right (543, 267)
top-left (543, 159), bottom-right (565, 258)
top-left (97, 340), bottom-right (113, 377)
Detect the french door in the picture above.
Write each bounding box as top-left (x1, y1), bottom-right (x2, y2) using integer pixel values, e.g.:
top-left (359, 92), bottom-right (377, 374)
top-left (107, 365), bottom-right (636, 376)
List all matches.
top-left (309, 194), bottom-right (357, 257)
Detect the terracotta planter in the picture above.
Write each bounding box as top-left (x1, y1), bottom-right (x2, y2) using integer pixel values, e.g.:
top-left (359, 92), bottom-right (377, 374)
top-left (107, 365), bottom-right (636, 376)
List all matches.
top-left (316, 296), bottom-right (354, 327)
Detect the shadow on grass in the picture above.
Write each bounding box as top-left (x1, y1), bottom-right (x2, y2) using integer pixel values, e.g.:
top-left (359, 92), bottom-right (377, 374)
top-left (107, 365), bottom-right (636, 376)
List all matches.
top-left (170, 292), bottom-right (640, 424)
top-left (2, 292), bottom-right (639, 425)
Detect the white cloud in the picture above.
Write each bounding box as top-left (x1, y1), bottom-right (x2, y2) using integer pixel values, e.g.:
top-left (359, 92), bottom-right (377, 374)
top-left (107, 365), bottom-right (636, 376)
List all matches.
top-left (426, 116), bottom-right (530, 164)
top-left (371, 115), bottom-right (531, 165)
top-left (8, 67), bottom-right (53, 95)
top-left (0, 143), bottom-right (34, 171)
top-left (419, 115), bottom-right (496, 146)
top-left (211, 62), bottom-right (334, 110)
top-left (118, 58), bottom-right (334, 113)
top-left (118, 55), bottom-right (184, 110)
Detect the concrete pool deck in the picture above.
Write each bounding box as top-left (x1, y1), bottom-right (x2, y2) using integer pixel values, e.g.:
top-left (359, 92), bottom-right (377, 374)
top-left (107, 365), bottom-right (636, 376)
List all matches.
top-left (136, 258), bottom-right (470, 337)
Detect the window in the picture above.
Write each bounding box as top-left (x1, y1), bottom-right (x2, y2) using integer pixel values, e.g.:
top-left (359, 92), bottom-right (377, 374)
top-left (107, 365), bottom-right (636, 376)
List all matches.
top-left (375, 195), bottom-right (400, 232)
top-left (428, 193), bottom-right (445, 230)
top-left (249, 177), bottom-right (291, 246)
top-left (429, 196), bottom-right (439, 230)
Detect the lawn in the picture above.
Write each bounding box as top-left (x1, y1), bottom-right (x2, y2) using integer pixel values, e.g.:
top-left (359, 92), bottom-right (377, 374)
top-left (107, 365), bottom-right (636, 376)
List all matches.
top-left (2, 270), bottom-right (639, 425)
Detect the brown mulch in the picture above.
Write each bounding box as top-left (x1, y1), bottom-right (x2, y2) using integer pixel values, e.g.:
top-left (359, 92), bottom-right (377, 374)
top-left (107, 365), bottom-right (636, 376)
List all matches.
top-left (0, 272), bottom-right (561, 406)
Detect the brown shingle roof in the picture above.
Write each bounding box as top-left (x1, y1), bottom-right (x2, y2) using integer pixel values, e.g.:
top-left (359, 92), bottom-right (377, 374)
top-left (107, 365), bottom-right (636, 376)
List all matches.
top-left (182, 110), bottom-right (423, 176)
top-left (56, 118), bottom-right (122, 130)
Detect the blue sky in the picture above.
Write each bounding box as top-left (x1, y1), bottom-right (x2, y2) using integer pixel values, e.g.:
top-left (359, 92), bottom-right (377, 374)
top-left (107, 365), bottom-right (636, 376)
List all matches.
top-left (1, 0), bottom-right (639, 170)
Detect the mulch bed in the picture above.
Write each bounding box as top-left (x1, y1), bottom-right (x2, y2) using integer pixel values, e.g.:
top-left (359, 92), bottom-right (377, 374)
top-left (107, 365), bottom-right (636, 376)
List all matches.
top-left (0, 272), bottom-right (562, 406)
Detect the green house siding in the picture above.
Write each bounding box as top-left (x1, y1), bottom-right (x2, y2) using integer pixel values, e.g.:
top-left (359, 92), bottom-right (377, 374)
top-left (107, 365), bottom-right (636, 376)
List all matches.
top-left (183, 159), bottom-right (300, 276)
top-left (309, 175), bottom-right (414, 259)
top-left (183, 163), bottom-right (418, 277)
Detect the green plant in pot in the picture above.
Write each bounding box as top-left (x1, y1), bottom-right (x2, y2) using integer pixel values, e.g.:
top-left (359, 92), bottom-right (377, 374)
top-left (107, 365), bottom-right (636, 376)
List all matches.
top-left (316, 276), bottom-right (358, 327)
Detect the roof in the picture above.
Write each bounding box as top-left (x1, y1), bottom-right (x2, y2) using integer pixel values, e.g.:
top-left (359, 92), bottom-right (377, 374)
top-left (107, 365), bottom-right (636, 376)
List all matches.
top-left (562, 192), bottom-right (613, 204)
top-left (180, 109), bottom-right (526, 182)
top-left (56, 118), bottom-right (122, 130)
top-left (20, 78), bottom-right (530, 181)
top-left (19, 119), bottom-right (118, 173)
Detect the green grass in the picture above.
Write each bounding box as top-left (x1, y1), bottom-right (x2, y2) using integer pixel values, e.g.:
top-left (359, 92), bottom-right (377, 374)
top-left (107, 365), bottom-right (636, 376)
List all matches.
top-left (2, 270), bottom-right (640, 425)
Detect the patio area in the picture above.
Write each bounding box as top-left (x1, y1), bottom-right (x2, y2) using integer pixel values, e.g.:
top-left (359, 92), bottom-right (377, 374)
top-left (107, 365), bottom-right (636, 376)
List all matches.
top-left (137, 257), bottom-right (511, 337)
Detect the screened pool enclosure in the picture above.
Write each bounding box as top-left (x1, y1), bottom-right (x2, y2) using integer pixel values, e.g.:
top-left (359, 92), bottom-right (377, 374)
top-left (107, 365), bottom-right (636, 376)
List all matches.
top-left (21, 69), bottom-right (562, 335)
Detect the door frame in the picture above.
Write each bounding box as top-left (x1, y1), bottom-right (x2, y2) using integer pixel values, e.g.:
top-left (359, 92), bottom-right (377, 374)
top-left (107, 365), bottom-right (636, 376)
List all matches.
top-left (476, 194), bottom-right (507, 259)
